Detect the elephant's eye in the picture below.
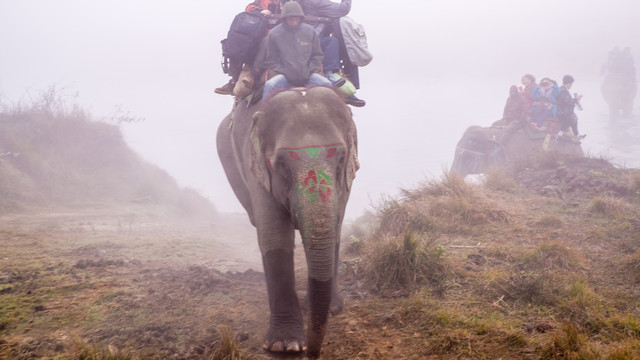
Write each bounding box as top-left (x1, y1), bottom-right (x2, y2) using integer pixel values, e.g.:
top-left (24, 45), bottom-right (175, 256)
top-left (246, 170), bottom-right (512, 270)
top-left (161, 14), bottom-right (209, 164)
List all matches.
top-left (273, 155), bottom-right (291, 182)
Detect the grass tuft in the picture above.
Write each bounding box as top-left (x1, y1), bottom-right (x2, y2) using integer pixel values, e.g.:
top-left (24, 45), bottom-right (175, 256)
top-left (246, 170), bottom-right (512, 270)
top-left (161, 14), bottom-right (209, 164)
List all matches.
top-left (71, 340), bottom-right (136, 360)
top-left (365, 232), bottom-right (447, 292)
top-left (540, 323), bottom-right (599, 359)
top-left (588, 196), bottom-right (628, 217)
top-left (208, 325), bottom-right (252, 360)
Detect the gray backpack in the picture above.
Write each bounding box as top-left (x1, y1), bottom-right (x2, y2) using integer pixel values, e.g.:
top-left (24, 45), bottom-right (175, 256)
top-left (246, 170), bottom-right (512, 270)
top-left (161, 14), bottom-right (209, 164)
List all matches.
top-left (339, 16), bottom-right (373, 66)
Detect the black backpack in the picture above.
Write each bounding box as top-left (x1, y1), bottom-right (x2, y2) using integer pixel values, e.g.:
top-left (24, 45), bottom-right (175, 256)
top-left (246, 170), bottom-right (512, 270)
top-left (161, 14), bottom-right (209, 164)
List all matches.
top-left (221, 11), bottom-right (268, 65)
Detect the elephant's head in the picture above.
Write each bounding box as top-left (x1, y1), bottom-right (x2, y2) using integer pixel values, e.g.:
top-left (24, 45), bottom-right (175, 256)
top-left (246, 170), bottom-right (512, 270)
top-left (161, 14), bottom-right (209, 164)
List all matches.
top-left (451, 126), bottom-right (505, 177)
top-left (249, 87), bottom-right (358, 356)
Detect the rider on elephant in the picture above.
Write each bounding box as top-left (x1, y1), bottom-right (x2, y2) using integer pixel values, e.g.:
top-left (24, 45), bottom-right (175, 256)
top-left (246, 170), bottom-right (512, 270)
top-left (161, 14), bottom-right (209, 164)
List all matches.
top-left (603, 47), bottom-right (636, 81)
top-left (519, 74), bottom-right (537, 121)
top-left (496, 85), bottom-right (527, 143)
top-left (215, 0), bottom-right (283, 96)
top-left (300, 0), bottom-right (367, 107)
top-left (531, 78), bottom-right (560, 129)
top-left (262, 2), bottom-right (333, 102)
top-left (502, 85), bottom-right (527, 125)
top-left (556, 75), bottom-right (585, 140)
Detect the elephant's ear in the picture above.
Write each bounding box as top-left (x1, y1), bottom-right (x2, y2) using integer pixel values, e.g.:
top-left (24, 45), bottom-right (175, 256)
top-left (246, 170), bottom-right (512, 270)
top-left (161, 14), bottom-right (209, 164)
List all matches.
top-left (345, 115), bottom-right (359, 191)
top-left (249, 111), bottom-right (272, 192)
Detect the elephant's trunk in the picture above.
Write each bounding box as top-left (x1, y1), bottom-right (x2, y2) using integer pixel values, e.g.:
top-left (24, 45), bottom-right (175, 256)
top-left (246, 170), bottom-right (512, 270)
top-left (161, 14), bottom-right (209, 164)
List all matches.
top-left (306, 276), bottom-right (332, 358)
top-left (292, 165), bottom-right (341, 357)
top-left (298, 206), bottom-right (338, 358)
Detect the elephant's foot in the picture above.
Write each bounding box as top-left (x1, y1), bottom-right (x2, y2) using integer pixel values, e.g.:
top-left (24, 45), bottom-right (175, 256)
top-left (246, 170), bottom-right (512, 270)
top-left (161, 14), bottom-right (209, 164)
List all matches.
top-left (263, 317), bottom-right (306, 353)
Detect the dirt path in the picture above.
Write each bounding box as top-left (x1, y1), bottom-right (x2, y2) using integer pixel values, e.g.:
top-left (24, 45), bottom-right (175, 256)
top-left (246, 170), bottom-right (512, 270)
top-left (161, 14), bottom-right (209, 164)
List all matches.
top-left (0, 207), bottom-right (279, 358)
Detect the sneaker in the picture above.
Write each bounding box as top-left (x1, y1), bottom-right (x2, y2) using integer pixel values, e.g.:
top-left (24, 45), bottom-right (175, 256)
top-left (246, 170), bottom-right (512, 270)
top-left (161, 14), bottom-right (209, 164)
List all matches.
top-left (326, 72), bottom-right (347, 88)
top-left (346, 95), bottom-right (366, 107)
top-left (215, 80), bottom-right (235, 95)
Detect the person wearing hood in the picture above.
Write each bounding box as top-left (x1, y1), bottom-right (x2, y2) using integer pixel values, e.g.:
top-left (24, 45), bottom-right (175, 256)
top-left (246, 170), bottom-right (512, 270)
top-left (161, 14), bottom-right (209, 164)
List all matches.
top-left (262, 1), bottom-right (333, 102)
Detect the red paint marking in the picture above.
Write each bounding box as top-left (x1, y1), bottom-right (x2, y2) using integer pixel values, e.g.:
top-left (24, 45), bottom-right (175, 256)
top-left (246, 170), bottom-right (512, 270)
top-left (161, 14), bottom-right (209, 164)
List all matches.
top-left (289, 151), bottom-right (300, 160)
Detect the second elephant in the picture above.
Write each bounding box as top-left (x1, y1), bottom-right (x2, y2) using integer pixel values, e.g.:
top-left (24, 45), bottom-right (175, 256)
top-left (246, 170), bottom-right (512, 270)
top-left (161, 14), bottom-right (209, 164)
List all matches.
top-left (450, 124), bottom-right (584, 177)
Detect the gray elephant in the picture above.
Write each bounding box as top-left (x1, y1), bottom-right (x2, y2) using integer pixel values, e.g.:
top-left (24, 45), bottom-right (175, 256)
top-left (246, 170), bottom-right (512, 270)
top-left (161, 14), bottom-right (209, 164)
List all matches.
top-left (601, 73), bottom-right (637, 119)
top-left (450, 123), bottom-right (583, 177)
top-left (216, 86), bottom-right (358, 357)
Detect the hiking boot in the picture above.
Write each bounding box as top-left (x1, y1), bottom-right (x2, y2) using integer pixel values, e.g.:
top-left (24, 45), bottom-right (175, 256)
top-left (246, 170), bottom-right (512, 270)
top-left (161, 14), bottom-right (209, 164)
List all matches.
top-left (346, 95), bottom-right (366, 107)
top-left (215, 80), bottom-right (236, 95)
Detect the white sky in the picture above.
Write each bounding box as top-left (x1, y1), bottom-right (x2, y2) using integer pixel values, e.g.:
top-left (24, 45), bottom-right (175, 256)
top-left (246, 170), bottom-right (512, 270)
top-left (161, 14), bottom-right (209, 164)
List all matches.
top-left (1, 1), bottom-right (639, 217)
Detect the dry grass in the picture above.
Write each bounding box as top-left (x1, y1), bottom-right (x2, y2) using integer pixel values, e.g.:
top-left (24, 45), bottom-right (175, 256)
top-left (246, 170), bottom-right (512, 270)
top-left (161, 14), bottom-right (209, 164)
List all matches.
top-left (540, 323), bottom-right (600, 359)
top-left (589, 196), bottom-right (630, 217)
top-left (364, 232), bottom-right (447, 292)
top-left (621, 250), bottom-right (640, 283)
top-left (375, 172), bottom-right (509, 237)
top-left (71, 341), bottom-right (137, 360)
top-left (207, 326), bottom-right (253, 360)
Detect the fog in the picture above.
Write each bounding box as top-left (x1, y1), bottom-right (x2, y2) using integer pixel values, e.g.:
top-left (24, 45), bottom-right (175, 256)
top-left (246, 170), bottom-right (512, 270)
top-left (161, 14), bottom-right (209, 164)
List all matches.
top-left (1, 0), bottom-right (639, 218)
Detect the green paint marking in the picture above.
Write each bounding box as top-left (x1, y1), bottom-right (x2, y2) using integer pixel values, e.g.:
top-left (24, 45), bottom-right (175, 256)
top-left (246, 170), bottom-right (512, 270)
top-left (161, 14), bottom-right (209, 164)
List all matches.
top-left (304, 147), bottom-right (322, 159)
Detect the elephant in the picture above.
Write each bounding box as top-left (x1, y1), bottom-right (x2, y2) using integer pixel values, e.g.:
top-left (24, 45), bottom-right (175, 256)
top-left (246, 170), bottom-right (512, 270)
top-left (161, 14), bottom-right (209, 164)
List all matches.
top-left (450, 122), bottom-right (583, 177)
top-left (601, 73), bottom-right (637, 119)
top-left (216, 86), bottom-right (359, 358)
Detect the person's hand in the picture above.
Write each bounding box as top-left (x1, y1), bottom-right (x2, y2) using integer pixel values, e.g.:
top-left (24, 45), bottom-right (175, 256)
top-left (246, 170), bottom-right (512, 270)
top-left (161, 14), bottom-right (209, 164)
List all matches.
top-left (576, 94), bottom-right (583, 100)
top-left (261, 9), bottom-right (271, 15)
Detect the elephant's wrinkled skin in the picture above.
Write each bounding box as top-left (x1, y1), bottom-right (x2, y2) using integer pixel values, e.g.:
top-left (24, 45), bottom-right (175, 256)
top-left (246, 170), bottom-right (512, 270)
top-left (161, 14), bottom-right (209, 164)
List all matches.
top-left (216, 87), bottom-right (358, 357)
top-left (601, 73), bottom-right (637, 119)
top-left (450, 124), bottom-right (583, 177)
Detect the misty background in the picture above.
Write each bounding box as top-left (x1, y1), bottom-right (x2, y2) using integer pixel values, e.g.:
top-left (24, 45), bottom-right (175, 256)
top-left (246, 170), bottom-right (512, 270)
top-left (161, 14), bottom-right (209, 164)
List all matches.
top-left (1, 0), bottom-right (638, 218)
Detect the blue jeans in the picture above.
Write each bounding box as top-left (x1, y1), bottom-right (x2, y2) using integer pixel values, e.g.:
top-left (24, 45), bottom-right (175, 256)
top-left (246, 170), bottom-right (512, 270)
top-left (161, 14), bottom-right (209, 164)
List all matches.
top-left (262, 73), bottom-right (332, 102)
top-left (321, 36), bottom-right (341, 73)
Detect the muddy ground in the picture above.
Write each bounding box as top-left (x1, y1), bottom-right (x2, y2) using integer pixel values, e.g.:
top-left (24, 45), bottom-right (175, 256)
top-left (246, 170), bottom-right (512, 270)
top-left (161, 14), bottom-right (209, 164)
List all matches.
top-left (0, 205), bottom-right (401, 359)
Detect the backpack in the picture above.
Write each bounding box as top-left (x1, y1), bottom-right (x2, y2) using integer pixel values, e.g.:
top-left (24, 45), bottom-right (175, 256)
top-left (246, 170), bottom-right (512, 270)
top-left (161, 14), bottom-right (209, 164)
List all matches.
top-left (221, 11), bottom-right (268, 64)
top-left (339, 16), bottom-right (373, 67)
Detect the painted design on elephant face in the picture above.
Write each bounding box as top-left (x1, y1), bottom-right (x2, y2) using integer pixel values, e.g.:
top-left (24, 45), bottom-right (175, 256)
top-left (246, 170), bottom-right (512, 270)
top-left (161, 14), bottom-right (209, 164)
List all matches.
top-left (298, 169), bottom-right (332, 204)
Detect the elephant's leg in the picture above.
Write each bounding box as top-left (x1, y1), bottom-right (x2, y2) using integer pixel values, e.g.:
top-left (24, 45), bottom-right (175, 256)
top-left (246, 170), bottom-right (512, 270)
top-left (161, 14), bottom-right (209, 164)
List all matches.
top-left (262, 248), bottom-right (305, 353)
top-left (253, 195), bottom-right (304, 353)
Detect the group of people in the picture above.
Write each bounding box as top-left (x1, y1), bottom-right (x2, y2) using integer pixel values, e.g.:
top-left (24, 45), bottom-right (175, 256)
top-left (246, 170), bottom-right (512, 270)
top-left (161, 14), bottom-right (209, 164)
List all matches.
top-left (501, 74), bottom-right (585, 140)
top-left (215, 0), bottom-right (366, 107)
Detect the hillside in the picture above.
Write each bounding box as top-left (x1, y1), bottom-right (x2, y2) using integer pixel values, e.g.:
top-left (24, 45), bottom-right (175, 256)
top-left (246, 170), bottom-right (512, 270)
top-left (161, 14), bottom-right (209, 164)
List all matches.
top-left (0, 93), bottom-right (215, 217)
